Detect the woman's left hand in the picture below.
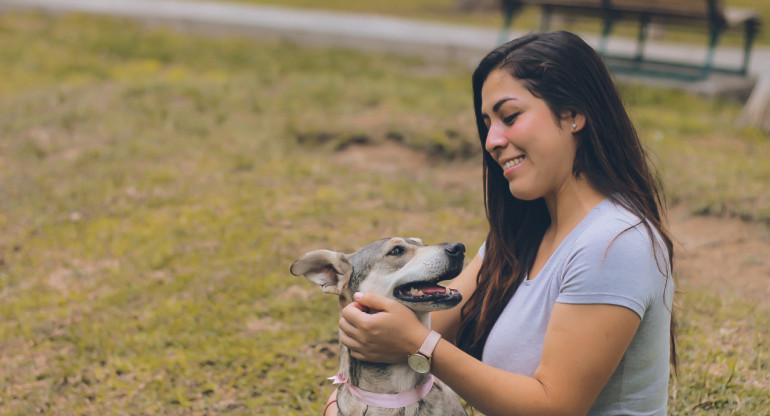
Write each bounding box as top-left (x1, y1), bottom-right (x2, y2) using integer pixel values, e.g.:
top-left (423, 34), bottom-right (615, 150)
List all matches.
top-left (339, 292), bottom-right (430, 363)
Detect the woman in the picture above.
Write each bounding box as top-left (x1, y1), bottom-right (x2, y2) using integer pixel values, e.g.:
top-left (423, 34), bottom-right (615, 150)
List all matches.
top-left (327, 31), bottom-right (676, 416)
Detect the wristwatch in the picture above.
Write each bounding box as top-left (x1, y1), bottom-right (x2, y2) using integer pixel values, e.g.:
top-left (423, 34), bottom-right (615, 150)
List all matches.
top-left (407, 330), bottom-right (442, 373)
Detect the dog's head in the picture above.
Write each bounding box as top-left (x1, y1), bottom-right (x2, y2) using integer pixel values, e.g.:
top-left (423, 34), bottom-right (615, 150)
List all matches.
top-left (289, 237), bottom-right (463, 312)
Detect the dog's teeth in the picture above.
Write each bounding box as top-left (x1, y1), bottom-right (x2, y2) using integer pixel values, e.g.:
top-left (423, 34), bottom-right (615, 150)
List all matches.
top-left (445, 286), bottom-right (450, 294)
top-left (407, 287), bottom-right (424, 296)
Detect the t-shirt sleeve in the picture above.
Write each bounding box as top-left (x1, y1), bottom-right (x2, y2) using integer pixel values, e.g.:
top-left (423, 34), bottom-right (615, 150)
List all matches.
top-left (557, 225), bottom-right (669, 320)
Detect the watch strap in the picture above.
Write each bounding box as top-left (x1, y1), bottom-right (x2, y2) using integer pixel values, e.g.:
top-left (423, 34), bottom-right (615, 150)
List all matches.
top-left (417, 330), bottom-right (442, 358)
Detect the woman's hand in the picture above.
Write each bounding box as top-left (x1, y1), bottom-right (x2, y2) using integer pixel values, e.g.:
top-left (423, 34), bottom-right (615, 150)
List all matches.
top-left (338, 292), bottom-right (430, 363)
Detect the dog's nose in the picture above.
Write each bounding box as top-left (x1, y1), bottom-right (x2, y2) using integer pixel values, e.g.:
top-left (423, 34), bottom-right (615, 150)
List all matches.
top-left (444, 242), bottom-right (465, 257)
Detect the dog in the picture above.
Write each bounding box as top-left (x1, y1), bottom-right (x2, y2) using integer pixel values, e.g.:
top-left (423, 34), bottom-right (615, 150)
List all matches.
top-left (290, 237), bottom-right (467, 416)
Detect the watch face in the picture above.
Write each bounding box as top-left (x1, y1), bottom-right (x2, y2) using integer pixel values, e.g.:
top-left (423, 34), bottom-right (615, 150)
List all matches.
top-left (408, 354), bottom-right (431, 373)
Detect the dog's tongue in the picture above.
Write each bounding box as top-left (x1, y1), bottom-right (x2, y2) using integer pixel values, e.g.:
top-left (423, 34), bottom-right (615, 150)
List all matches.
top-left (420, 285), bottom-right (448, 295)
top-left (402, 283), bottom-right (456, 296)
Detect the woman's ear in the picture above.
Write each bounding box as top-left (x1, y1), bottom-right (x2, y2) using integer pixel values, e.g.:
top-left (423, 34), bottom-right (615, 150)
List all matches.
top-left (571, 113), bottom-right (586, 133)
top-left (561, 110), bottom-right (586, 133)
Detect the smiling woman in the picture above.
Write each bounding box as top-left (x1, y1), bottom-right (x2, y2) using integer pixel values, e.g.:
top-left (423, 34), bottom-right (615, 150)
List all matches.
top-left (480, 68), bottom-right (585, 203)
top-left (335, 30), bottom-right (676, 416)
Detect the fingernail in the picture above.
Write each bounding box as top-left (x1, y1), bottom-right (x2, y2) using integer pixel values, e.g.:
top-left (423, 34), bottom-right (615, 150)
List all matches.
top-left (354, 292), bottom-right (362, 300)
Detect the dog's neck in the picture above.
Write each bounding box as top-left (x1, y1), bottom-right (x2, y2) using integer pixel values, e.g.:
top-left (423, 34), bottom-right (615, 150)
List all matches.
top-left (339, 341), bottom-right (432, 399)
top-left (337, 301), bottom-right (432, 396)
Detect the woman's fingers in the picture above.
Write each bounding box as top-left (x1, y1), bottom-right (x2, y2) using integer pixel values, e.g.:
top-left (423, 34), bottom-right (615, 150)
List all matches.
top-left (338, 322), bottom-right (383, 361)
top-left (338, 328), bottom-right (364, 359)
top-left (338, 316), bottom-right (361, 344)
top-left (339, 304), bottom-right (374, 360)
top-left (352, 291), bottom-right (394, 312)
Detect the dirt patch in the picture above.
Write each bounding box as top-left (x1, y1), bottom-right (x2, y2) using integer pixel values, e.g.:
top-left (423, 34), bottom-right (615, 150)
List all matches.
top-left (332, 139), bottom-right (483, 192)
top-left (334, 141), bottom-right (770, 309)
top-left (670, 206), bottom-right (770, 307)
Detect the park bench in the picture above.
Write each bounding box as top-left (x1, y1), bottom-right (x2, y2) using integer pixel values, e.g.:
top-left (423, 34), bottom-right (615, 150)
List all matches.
top-left (498, 0), bottom-right (763, 80)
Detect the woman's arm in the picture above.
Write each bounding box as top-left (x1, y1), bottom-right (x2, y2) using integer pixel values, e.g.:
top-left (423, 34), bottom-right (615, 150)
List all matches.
top-left (432, 302), bottom-right (640, 416)
top-left (322, 388), bottom-right (337, 416)
top-left (340, 296), bottom-right (640, 416)
top-left (430, 253), bottom-right (482, 344)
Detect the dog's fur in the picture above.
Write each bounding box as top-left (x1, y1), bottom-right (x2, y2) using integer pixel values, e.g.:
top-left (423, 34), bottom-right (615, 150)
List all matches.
top-left (290, 237), bottom-right (467, 416)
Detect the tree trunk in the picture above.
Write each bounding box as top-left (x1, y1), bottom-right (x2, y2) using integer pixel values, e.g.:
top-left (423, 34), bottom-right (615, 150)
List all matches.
top-left (737, 63), bottom-right (770, 134)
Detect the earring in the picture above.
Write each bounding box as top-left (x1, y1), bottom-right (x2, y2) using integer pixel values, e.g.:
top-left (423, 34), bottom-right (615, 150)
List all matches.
top-left (572, 122), bottom-right (577, 130)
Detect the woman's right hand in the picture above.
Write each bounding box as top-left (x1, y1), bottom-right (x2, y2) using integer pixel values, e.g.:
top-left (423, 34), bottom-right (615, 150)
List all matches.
top-left (339, 292), bottom-right (429, 363)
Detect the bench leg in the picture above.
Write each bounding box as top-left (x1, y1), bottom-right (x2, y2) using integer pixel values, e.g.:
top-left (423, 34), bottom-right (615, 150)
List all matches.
top-left (498, 1), bottom-right (516, 45)
top-left (634, 15), bottom-right (650, 64)
top-left (703, 26), bottom-right (722, 78)
top-left (598, 13), bottom-right (614, 56)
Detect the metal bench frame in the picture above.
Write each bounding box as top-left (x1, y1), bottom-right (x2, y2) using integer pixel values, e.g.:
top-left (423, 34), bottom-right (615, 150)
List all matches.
top-left (499, 0), bottom-right (762, 80)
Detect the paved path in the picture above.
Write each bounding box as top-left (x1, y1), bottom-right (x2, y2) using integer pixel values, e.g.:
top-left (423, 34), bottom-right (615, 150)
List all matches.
top-left (1, 0), bottom-right (768, 96)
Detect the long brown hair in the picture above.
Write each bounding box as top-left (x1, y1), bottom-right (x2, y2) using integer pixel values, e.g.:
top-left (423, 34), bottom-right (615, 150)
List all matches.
top-left (456, 31), bottom-right (677, 369)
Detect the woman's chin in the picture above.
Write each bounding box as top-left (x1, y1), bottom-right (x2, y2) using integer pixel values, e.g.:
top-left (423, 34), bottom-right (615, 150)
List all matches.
top-left (508, 185), bottom-right (540, 201)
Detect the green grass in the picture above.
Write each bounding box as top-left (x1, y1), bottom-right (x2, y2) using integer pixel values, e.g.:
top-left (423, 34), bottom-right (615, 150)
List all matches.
top-left (0, 11), bottom-right (767, 415)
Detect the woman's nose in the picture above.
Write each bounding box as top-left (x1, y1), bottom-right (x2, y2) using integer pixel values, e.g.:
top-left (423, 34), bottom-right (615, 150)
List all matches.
top-left (485, 123), bottom-right (508, 152)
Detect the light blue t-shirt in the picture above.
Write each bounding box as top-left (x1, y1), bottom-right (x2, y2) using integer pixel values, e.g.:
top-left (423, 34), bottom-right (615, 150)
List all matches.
top-left (479, 199), bottom-right (673, 416)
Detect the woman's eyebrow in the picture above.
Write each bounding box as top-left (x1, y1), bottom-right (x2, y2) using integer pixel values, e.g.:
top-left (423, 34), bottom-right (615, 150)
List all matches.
top-left (492, 97), bottom-right (516, 113)
top-left (481, 97), bottom-right (517, 118)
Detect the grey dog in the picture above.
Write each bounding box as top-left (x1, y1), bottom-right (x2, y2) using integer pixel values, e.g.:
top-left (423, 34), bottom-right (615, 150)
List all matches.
top-left (290, 237), bottom-right (467, 416)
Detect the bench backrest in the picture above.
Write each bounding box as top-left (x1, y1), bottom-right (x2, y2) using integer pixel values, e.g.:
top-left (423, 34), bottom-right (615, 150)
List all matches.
top-left (611, 0), bottom-right (722, 20)
top-left (510, 0), bottom-right (725, 21)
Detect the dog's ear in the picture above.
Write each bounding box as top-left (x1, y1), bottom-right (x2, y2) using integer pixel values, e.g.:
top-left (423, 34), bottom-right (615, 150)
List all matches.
top-left (289, 250), bottom-right (351, 296)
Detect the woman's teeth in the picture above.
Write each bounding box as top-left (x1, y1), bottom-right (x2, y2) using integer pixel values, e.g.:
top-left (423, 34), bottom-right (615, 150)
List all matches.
top-left (503, 156), bottom-right (525, 170)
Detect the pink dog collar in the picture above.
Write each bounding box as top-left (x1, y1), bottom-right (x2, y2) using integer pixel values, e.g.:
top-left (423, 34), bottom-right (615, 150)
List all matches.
top-left (329, 372), bottom-right (434, 409)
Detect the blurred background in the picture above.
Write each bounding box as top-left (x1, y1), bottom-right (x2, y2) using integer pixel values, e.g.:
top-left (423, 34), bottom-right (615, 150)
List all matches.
top-left (0, 0), bottom-right (768, 414)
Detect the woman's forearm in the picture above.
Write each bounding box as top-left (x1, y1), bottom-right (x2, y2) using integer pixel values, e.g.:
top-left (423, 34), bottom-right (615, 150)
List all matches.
top-left (429, 303), bottom-right (639, 416)
top-left (430, 339), bottom-right (560, 416)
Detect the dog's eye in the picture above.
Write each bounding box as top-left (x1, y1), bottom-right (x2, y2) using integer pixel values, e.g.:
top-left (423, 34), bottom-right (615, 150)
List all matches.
top-left (387, 246), bottom-right (406, 256)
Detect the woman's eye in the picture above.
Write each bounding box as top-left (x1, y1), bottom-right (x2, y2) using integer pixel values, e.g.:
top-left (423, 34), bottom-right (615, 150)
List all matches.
top-left (387, 246), bottom-right (406, 256)
top-left (503, 112), bottom-right (520, 125)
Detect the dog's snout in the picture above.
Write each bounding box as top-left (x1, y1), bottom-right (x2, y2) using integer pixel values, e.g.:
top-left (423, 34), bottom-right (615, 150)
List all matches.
top-left (444, 242), bottom-right (465, 257)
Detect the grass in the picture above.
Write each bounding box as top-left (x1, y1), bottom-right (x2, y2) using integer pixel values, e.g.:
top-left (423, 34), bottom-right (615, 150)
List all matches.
top-left (0, 11), bottom-right (768, 415)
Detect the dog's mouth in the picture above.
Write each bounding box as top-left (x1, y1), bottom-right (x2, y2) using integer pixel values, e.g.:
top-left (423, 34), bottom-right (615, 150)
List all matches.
top-left (393, 280), bottom-right (462, 307)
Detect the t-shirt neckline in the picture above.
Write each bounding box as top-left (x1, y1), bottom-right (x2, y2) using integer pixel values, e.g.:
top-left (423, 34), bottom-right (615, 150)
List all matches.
top-left (522, 198), bottom-right (610, 285)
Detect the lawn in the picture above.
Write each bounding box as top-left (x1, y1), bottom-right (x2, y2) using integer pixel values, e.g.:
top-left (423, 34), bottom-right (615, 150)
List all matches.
top-left (0, 11), bottom-right (767, 415)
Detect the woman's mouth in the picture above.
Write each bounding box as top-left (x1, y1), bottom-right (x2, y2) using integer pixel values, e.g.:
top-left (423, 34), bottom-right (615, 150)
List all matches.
top-left (502, 156), bottom-right (525, 171)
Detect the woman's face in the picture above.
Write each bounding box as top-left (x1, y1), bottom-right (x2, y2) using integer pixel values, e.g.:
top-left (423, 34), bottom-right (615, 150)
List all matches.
top-left (480, 69), bottom-right (580, 202)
